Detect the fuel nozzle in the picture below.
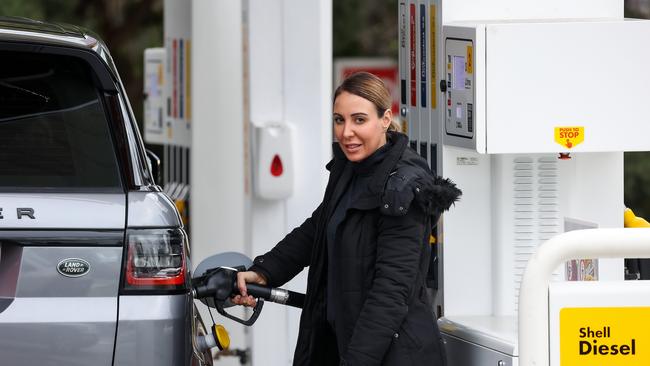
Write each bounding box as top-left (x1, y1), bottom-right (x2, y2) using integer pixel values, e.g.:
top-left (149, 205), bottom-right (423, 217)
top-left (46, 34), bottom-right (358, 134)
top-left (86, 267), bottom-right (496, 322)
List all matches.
top-left (193, 266), bottom-right (264, 326)
top-left (192, 265), bottom-right (305, 326)
top-left (192, 266), bottom-right (241, 301)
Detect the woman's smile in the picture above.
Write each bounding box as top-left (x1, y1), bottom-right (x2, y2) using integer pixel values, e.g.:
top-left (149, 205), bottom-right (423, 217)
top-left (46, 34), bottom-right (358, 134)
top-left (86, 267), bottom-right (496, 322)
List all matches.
top-left (343, 143), bottom-right (362, 153)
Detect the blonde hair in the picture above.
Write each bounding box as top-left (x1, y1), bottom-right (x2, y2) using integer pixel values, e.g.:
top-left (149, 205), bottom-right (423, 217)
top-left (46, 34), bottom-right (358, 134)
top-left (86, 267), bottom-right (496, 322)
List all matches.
top-left (334, 72), bottom-right (398, 132)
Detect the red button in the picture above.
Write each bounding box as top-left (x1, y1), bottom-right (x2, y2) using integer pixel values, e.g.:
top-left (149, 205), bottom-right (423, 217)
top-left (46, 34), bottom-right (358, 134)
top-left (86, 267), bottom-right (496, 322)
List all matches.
top-left (270, 155), bottom-right (283, 177)
top-left (447, 99), bottom-right (451, 106)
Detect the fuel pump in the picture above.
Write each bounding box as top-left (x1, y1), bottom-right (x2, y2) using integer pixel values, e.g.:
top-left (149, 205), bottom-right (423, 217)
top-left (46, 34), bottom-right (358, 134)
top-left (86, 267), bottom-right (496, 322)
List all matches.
top-left (398, 0), bottom-right (650, 365)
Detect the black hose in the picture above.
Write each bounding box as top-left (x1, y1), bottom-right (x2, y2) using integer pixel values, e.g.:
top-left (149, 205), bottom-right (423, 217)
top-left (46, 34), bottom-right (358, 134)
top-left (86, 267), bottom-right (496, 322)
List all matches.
top-left (284, 291), bottom-right (305, 309)
top-left (238, 282), bottom-right (305, 309)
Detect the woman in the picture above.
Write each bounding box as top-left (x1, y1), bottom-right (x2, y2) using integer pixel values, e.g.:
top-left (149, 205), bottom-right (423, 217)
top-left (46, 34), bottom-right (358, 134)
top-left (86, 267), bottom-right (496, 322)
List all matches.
top-left (233, 72), bottom-right (461, 365)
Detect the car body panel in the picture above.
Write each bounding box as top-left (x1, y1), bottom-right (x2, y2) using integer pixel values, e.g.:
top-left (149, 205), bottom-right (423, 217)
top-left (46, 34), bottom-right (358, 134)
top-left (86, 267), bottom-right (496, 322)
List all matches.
top-left (127, 192), bottom-right (182, 228)
top-left (15, 246), bottom-right (122, 297)
top-left (0, 193), bottom-right (126, 229)
top-left (0, 244), bottom-right (122, 366)
top-left (113, 295), bottom-right (192, 366)
top-left (0, 297), bottom-right (117, 366)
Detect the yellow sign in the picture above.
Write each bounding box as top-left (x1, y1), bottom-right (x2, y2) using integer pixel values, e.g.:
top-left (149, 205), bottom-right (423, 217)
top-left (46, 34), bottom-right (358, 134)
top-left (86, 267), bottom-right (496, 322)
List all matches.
top-left (466, 45), bottom-right (473, 74)
top-left (561, 307), bottom-right (650, 366)
top-left (554, 126), bottom-right (584, 149)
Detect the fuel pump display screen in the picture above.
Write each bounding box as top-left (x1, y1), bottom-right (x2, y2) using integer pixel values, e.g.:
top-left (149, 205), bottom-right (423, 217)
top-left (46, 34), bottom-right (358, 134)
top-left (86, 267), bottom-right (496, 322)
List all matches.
top-left (453, 56), bottom-right (466, 90)
top-left (445, 38), bottom-right (474, 141)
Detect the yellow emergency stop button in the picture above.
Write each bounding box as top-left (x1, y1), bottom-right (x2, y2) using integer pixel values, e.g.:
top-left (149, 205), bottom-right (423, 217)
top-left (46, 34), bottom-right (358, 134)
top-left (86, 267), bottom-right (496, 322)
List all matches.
top-left (213, 324), bottom-right (230, 350)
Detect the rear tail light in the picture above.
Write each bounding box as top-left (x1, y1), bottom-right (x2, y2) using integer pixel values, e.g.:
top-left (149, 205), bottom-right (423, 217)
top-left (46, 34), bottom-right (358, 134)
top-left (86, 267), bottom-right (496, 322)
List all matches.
top-left (122, 228), bottom-right (189, 293)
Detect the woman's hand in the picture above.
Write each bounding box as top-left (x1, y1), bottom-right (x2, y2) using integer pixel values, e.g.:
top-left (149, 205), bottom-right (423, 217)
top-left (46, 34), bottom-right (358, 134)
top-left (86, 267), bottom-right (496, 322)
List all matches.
top-left (231, 271), bottom-right (267, 307)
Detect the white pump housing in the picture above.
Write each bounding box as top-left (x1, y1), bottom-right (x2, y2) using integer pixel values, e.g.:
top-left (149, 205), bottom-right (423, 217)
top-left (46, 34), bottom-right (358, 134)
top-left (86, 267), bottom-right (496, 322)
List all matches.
top-left (443, 19), bottom-right (650, 154)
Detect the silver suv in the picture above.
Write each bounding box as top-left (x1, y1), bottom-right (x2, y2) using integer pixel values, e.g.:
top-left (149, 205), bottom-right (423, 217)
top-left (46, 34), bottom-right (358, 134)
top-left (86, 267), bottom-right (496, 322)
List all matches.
top-left (0, 17), bottom-right (209, 366)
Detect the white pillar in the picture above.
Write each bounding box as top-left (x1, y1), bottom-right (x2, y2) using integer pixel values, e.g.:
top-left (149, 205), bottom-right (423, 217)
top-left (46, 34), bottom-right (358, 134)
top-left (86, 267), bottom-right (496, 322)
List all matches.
top-left (248, 1), bottom-right (332, 365)
top-left (191, 0), bottom-right (247, 267)
top-left (191, 0), bottom-right (331, 364)
top-left (191, 2), bottom-right (248, 365)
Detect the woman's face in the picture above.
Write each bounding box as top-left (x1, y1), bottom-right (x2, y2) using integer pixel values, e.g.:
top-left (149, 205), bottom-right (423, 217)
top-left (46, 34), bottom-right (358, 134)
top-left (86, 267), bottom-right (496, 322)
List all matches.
top-left (333, 91), bottom-right (391, 162)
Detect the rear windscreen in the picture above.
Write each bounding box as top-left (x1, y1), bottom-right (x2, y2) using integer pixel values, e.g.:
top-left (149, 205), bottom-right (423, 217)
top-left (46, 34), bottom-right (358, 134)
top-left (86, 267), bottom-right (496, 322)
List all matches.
top-left (0, 51), bottom-right (122, 190)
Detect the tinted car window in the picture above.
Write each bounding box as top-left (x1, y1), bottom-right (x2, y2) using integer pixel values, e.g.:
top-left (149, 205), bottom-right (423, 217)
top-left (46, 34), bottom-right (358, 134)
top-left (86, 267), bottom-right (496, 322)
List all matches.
top-left (0, 51), bottom-right (122, 190)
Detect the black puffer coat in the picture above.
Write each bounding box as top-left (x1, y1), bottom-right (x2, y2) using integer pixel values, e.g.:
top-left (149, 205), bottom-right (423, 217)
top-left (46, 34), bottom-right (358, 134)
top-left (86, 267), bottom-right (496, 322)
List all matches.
top-left (249, 132), bottom-right (461, 365)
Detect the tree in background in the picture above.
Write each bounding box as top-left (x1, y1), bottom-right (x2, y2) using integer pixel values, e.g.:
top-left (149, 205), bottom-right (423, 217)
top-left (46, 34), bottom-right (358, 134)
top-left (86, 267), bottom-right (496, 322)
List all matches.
top-left (333, 0), bottom-right (398, 58)
top-left (0, 0), bottom-right (163, 127)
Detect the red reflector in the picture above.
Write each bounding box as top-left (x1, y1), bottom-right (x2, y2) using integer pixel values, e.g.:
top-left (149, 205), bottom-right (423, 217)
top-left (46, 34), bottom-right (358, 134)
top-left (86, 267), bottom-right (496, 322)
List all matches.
top-left (270, 154), bottom-right (283, 177)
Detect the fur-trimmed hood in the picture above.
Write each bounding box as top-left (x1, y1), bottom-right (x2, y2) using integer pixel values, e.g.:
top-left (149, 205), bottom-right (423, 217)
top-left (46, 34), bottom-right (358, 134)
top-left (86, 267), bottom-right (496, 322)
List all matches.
top-left (376, 132), bottom-right (461, 221)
